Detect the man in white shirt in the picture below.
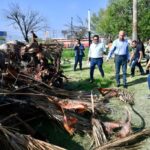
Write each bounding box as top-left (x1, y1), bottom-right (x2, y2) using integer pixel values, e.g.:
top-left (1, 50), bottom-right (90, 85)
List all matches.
top-left (88, 35), bottom-right (106, 83)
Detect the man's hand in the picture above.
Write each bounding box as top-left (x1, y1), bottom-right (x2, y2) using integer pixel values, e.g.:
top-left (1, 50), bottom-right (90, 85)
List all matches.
top-left (138, 59), bottom-right (141, 63)
top-left (106, 57), bottom-right (109, 62)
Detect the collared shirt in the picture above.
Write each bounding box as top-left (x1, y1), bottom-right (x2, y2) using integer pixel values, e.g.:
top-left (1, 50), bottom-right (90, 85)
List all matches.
top-left (88, 42), bottom-right (106, 58)
top-left (132, 46), bottom-right (141, 60)
top-left (74, 44), bottom-right (85, 56)
top-left (107, 39), bottom-right (130, 60)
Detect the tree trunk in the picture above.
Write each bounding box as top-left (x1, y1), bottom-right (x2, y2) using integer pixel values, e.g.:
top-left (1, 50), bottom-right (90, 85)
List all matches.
top-left (132, 0), bottom-right (138, 40)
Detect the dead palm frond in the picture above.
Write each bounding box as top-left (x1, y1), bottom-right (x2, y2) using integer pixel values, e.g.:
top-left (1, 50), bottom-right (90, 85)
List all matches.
top-left (0, 125), bottom-right (65, 150)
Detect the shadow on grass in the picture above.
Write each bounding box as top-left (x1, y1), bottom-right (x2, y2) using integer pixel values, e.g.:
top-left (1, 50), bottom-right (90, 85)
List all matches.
top-left (61, 64), bottom-right (72, 69)
top-left (128, 77), bottom-right (147, 87)
top-left (64, 77), bottom-right (114, 92)
top-left (34, 118), bottom-right (84, 150)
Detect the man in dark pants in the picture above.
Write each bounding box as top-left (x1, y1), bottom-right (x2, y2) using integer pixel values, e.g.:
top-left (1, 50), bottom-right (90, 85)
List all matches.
top-left (73, 39), bottom-right (85, 71)
top-left (88, 35), bottom-right (106, 82)
top-left (130, 40), bottom-right (144, 77)
top-left (107, 31), bottom-right (130, 88)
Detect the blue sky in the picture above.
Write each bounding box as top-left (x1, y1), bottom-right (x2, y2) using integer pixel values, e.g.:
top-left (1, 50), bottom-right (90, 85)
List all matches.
top-left (0, 0), bottom-right (108, 40)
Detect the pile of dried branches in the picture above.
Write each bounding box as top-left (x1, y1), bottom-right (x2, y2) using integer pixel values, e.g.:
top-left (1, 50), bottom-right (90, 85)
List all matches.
top-left (0, 75), bottom-right (150, 149)
top-left (0, 39), bottom-right (65, 88)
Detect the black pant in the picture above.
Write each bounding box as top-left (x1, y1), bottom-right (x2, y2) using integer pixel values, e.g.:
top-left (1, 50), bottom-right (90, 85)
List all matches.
top-left (130, 58), bottom-right (144, 75)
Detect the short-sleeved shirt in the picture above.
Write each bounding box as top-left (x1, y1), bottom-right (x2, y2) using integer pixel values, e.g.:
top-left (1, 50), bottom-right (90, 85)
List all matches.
top-left (132, 46), bottom-right (141, 60)
top-left (88, 42), bottom-right (106, 58)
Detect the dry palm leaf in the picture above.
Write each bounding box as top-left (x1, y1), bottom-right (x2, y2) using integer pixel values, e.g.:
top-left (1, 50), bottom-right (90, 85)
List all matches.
top-left (95, 128), bottom-right (150, 150)
top-left (97, 88), bottom-right (134, 105)
top-left (0, 125), bottom-right (66, 150)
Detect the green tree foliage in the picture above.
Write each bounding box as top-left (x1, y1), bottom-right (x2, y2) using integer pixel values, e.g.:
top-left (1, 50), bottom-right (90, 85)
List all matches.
top-left (91, 0), bottom-right (150, 40)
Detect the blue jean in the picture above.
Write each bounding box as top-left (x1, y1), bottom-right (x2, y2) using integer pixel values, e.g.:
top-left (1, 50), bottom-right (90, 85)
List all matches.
top-left (147, 74), bottom-right (150, 89)
top-left (74, 55), bottom-right (83, 70)
top-left (90, 58), bottom-right (104, 80)
top-left (115, 55), bottom-right (127, 85)
top-left (130, 58), bottom-right (144, 76)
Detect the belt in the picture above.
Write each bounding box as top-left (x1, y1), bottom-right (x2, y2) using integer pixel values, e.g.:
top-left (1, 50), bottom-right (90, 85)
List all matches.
top-left (115, 54), bottom-right (126, 57)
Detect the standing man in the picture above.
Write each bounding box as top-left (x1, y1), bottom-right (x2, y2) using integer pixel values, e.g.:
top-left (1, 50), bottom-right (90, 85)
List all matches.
top-left (88, 35), bottom-right (106, 83)
top-left (73, 39), bottom-right (85, 71)
top-left (130, 40), bottom-right (144, 77)
top-left (106, 31), bottom-right (130, 88)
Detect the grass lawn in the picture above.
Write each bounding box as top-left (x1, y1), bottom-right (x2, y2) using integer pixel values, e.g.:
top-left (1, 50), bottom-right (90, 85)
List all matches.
top-left (57, 49), bottom-right (150, 150)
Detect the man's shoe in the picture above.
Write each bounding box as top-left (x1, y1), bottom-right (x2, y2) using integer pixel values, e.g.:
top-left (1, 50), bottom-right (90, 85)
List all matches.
top-left (123, 85), bottom-right (128, 89)
top-left (117, 84), bottom-right (120, 87)
top-left (89, 79), bottom-right (93, 83)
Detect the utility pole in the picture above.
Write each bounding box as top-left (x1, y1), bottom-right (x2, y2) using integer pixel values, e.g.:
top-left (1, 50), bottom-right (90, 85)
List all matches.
top-left (71, 17), bottom-right (74, 39)
top-left (88, 10), bottom-right (91, 47)
top-left (132, 0), bottom-right (138, 40)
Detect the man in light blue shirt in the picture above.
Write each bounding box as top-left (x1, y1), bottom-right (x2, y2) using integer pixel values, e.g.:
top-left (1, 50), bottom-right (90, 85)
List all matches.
top-left (88, 35), bottom-right (106, 82)
top-left (107, 31), bottom-right (130, 88)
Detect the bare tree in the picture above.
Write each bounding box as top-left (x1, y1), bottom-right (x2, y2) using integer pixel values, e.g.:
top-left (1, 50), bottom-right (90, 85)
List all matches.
top-left (63, 16), bottom-right (87, 39)
top-left (132, 0), bottom-right (138, 40)
top-left (5, 3), bottom-right (46, 42)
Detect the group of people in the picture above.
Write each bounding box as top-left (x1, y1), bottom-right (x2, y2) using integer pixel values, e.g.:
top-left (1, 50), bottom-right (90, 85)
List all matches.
top-left (73, 30), bottom-right (150, 89)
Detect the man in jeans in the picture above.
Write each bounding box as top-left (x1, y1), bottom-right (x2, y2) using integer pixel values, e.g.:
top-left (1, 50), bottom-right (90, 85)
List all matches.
top-left (107, 31), bottom-right (130, 88)
top-left (73, 39), bottom-right (85, 71)
top-left (88, 35), bottom-right (106, 83)
top-left (130, 40), bottom-right (145, 77)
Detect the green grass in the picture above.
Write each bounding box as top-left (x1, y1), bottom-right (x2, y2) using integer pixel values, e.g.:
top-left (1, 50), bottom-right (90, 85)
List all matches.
top-left (62, 49), bottom-right (116, 91)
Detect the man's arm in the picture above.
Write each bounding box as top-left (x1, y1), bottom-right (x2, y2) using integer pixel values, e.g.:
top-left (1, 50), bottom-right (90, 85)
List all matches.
top-left (138, 51), bottom-right (143, 63)
top-left (126, 46), bottom-right (130, 62)
top-left (130, 50), bottom-right (134, 61)
top-left (106, 41), bottom-right (116, 60)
